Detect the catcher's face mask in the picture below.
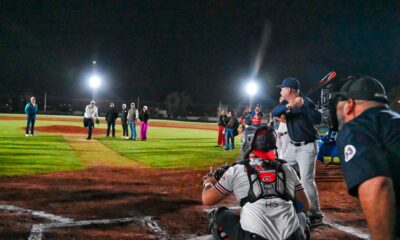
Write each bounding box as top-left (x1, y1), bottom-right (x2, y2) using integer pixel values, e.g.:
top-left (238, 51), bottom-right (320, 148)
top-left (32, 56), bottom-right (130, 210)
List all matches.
top-left (241, 124), bottom-right (277, 158)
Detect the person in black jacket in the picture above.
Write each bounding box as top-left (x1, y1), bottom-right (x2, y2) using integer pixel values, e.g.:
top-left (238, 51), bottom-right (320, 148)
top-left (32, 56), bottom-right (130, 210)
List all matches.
top-left (224, 109), bottom-right (239, 151)
top-left (139, 105), bottom-right (150, 140)
top-left (120, 103), bottom-right (129, 139)
top-left (105, 102), bottom-right (119, 137)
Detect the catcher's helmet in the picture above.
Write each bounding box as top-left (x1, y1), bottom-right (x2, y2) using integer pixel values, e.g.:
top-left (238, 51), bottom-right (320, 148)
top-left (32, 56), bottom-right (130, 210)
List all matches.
top-left (241, 124), bottom-right (277, 158)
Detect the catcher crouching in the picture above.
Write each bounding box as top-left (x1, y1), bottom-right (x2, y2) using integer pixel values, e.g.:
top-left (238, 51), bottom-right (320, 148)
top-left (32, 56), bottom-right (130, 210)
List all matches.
top-left (202, 124), bottom-right (311, 240)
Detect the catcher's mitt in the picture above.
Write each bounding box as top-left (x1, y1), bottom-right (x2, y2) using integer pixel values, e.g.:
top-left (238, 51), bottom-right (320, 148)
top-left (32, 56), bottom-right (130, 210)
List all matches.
top-left (212, 165), bottom-right (230, 181)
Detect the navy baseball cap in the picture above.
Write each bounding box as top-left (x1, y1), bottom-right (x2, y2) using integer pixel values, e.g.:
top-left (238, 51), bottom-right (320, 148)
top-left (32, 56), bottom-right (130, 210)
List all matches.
top-left (276, 77), bottom-right (300, 90)
top-left (332, 76), bottom-right (389, 103)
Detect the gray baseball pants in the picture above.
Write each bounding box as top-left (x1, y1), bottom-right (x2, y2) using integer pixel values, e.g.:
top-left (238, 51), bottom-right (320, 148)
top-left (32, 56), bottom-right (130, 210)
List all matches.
top-left (282, 141), bottom-right (323, 217)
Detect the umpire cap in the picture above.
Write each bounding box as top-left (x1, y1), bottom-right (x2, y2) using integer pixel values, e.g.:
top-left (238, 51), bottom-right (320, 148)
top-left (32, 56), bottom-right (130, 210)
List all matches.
top-left (332, 75), bottom-right (389, 104)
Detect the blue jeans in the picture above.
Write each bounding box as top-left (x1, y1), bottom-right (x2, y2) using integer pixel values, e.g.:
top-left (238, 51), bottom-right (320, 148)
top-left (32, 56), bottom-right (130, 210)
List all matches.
top-left (106, 121), bottom-right (116, 137)
top-left (129, 121), bottom-right (137, 139)
top-left (26, 116), bottom-right (36, 135)
top-left (225, 128), bottom-right (234, 150)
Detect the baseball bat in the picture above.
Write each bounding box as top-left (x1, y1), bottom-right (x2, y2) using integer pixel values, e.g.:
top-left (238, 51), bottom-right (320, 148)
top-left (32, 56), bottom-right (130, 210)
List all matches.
top-left (306, 71), bottom-right (337, 95)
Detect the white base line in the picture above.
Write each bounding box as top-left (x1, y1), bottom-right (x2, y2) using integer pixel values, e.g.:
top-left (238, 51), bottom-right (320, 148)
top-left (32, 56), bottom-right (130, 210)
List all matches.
top-left (29, 216), bottom-right (168, 240)
top-left (189, 235), bottom-right (212, 240)
top-left (0, 204), bottom-right (167, 240)
top-left (203, 206), bottom-right (241, 213)
top-left (323, 219), bottom-right (370, 240)
top-left (0, 204), bottom-right (73, 223)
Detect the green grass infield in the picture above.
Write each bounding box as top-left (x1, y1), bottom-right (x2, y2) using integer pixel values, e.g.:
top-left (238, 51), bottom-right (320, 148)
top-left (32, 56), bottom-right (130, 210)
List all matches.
top-left (0, 114), bottom-right (240, 176)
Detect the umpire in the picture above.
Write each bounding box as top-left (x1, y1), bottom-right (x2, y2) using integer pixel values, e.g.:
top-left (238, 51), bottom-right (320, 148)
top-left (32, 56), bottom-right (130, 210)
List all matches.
top-left (333, 76), bottom-right (400, 239)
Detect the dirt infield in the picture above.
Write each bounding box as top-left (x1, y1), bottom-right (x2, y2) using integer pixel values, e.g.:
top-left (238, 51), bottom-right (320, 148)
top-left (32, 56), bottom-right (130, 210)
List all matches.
top-left (0, 163), bottom-right (368, 239)
top-left (35, 125), bottom-right (105, 135)
top-left (33, 124), bottom-right (216, 135)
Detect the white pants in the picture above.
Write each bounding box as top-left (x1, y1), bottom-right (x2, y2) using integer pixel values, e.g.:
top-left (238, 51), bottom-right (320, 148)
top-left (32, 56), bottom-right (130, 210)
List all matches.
top-left (283, 141), bottom-right (323, 217)
top-left (277, 133), bottom-right (290, 159)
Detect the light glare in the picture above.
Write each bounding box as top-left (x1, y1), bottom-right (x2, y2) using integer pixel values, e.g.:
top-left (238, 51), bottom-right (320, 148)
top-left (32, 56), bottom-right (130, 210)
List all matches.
top-left (246, 81), bottom-right (258, 97)
top-left (89, 75), bottom-right (101, 89)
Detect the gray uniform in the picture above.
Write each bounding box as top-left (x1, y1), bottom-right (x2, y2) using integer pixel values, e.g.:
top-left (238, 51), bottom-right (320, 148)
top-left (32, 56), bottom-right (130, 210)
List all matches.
top-left (215, 158), bottom-right (304, 240)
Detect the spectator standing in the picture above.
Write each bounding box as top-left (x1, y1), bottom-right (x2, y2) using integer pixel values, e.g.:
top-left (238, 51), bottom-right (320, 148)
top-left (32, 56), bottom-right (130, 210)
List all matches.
top-left (84, 100), bottom-right (98, 140)
top-left (24, 96), bottom-right (38, 136)
top-left (251, 106), bottom-right (263, 125)
top-left (121, 103), bottom-right (129, 139)
top-left (105, 102), bottom-right (119, 138)
top-left (239, 106), bottom-right (250, 132)
top-left (127, 103), bottom-right (138, 140)
top-left (224, 110), bottom-right (239, 151)
top-left (139, 105), bottom-right (150, 141)
top-left (216, 110), bottom-right (227, 147)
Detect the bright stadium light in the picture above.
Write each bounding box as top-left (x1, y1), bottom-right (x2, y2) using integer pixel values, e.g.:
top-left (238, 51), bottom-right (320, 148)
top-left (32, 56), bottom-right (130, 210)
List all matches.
top-left (89, 75), bottom-right (101, 89)
top-left (246, 80), bottom-right (258, 110)
top-left (246, 81), bottom-right (258, 97)
top-left (89, 74), bottom-right (101, 100)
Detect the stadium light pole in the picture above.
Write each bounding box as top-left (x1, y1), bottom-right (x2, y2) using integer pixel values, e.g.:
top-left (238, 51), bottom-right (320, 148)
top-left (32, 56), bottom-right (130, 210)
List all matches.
top-left (89, 75), bottom-right (101, 101)
top-left (246, 81), bottom-right (258, 110)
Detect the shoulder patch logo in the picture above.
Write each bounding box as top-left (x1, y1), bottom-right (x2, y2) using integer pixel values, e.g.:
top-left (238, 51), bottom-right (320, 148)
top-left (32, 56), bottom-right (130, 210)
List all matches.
top-left (344, 145), bottom-right (356, 162)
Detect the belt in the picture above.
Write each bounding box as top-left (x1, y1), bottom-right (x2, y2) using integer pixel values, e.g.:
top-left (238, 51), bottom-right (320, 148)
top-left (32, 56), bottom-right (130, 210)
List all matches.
top-left (249, 233), bottom-right (267, 240)
top-left (290, 140), bottom-right (314, 147)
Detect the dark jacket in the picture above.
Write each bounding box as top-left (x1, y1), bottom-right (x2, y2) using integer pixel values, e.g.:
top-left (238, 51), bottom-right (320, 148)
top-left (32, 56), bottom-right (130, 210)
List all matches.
top-left (271, 97), bottom-right (321, 142)
top-left (121, 109), bottom-right (128, 123)
top-left (218, 114), bottom-right (227, 126)
top-left (105, 107), bottom-right (119, 123)
top-left (225, 117), bottom-right (239, 129)
top-left (139, 111), bottom-right (149, 123)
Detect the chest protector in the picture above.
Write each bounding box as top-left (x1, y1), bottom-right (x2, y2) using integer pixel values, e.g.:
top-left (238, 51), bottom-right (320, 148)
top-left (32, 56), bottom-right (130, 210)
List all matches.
top-left (239, 159), bottom-right (294, 207)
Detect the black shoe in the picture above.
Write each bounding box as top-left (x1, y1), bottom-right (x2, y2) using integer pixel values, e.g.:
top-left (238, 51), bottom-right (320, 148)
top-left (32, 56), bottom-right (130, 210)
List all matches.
top-left (310, 215), bottom-right (324, 227)
top-left (86, 137), bottom-right (91, 140)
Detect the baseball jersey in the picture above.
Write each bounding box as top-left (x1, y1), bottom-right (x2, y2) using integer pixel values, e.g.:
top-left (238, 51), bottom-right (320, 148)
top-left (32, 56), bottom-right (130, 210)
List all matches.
top-left (215, 158), bottom-right (303, 239)
top-left (336, 106), bottom-right (400, 236)
top-left (271, 97), bottom-right (321, 142)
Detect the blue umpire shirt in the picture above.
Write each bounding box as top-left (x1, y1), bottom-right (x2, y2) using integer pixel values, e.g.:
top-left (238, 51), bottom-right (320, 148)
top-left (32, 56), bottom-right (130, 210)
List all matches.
top-left (336, 106), bottom-right (400, 236)
top-left (271, 96), bottom-right (321, 142)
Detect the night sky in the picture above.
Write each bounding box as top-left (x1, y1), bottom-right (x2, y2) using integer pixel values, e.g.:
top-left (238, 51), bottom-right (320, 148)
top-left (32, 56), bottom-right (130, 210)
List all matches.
top-left (1, 1), bottom-right (399, 106)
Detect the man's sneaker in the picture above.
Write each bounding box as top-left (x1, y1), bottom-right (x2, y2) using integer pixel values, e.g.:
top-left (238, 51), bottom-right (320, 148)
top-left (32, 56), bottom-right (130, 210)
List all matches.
top-left (309, 215), bottom-right (324, 227)
top-left (25, 134), bottom-right (29, 137)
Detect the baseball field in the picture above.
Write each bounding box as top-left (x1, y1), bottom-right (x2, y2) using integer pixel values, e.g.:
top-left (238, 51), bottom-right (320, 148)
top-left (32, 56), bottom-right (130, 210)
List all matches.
top-left (0, 114), bottom-right (369, 239)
